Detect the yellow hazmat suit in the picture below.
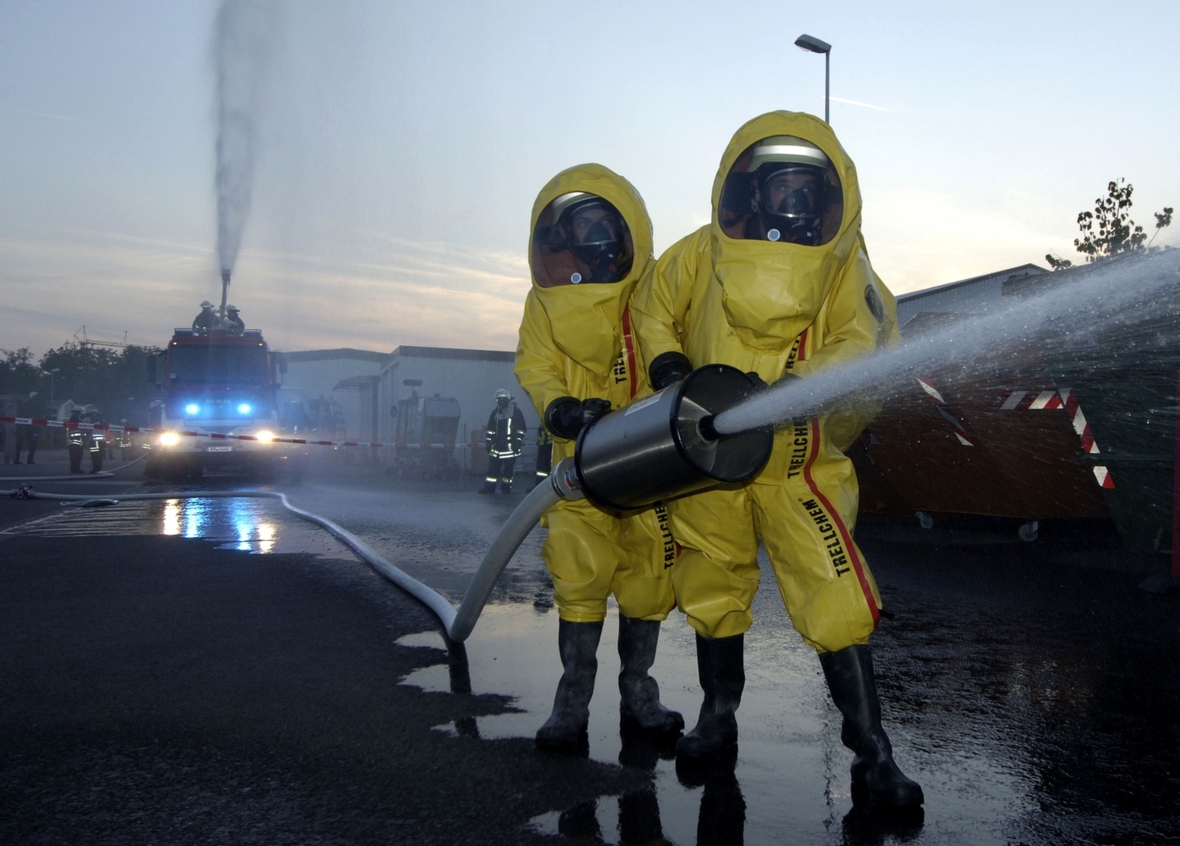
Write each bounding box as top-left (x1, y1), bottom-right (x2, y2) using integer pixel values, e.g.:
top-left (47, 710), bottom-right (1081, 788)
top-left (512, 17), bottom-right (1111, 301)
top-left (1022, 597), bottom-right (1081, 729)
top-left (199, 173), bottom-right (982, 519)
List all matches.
top-left (514, 164), bottom-right (676, 624)
top-left (631, 111), bottom-right (898, 652)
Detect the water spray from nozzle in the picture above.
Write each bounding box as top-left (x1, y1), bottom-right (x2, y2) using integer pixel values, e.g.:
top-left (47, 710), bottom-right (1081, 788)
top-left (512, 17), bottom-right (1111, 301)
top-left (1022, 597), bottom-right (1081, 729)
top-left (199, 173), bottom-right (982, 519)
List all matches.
top-left (220, 269), bottom-right (231, 320)
top-left (213, 0), bottom-right (280, 319)
top-left (708, 250), bottom-right (1180, 438)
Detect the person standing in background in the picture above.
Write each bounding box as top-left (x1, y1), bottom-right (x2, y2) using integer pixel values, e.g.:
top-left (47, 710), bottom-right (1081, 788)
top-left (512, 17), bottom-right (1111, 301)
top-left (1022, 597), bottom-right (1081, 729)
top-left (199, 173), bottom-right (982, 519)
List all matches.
top-left (533, 426), bottom-right (553, 487)
top-left (481, 388), bottom-right (525, 494)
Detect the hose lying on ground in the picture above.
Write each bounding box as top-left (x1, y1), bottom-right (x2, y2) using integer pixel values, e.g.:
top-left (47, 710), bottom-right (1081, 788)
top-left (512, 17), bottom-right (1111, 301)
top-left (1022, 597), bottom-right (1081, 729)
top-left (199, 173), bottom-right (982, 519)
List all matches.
top-left (0, 454), bottom-right (146, 484)
top-left (5, 476), bottom-right (561, 643)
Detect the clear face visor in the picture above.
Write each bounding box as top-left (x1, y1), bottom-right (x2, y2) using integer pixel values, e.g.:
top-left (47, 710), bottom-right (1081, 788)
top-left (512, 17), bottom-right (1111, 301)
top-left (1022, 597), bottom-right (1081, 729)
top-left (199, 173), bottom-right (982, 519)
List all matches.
top-left (532, 193), bottom-right (635, 286)
top-left (718, 138), bottom-right (844, 246)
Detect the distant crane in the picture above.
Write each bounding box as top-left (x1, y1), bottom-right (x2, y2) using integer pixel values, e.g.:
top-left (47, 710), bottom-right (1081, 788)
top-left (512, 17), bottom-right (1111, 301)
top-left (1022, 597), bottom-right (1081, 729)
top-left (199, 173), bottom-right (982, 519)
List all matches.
top-left (74, 326), bottom-right (128, 349)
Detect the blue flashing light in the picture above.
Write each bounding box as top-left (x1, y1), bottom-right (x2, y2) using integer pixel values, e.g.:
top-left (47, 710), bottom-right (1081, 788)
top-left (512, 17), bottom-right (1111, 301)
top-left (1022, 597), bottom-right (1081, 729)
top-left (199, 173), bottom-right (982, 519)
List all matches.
top-left (184, 403), bottom-right (200, 416)
top-left (238, 403), bottom-right (253, 415)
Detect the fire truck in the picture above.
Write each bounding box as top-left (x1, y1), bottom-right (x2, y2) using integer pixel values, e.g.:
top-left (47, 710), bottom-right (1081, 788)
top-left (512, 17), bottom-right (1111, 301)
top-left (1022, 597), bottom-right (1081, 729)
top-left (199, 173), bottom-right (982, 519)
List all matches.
top-left (144, 325), bottom-right (291, 481)
top-left (392, 388), bottom-right (461, 480)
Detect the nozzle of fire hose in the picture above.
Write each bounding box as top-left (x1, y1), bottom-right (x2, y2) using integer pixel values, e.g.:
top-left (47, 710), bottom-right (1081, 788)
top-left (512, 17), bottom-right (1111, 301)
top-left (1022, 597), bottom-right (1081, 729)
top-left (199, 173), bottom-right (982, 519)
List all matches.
top-left (649, 351), bottom-right (693, 391)
top-left (745, 371), bottom-right (769, 391)
top-left (545, 397), bottom-right (611, 440)
top-left (571, 364), bottom-right (773, 512)
top-left (548, 457), bottom-right (585, 502)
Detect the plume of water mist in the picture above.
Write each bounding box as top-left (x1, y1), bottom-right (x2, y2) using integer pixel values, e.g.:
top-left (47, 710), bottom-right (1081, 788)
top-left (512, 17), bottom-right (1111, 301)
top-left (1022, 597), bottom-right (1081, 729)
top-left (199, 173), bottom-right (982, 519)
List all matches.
top-left (712, 250), bottom-right (1180, 436)
top-left (214, 0), bottom-right (281, 277)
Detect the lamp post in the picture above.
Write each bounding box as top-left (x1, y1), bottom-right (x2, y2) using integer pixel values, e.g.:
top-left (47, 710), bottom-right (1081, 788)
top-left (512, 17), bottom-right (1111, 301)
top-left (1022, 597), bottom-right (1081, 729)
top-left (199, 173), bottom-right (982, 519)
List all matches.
top-left (794, 34), bottom-right (831, 124)
top-left (47, 368), bottom-right (60, 407)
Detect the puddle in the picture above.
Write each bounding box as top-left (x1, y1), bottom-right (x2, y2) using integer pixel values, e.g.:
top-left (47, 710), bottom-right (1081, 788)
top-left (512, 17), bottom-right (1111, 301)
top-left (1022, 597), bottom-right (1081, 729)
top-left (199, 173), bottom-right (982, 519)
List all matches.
top-left (393, 575), bottom-right (1083, 845)
top-left (6, 497), bottom-right (354, 558)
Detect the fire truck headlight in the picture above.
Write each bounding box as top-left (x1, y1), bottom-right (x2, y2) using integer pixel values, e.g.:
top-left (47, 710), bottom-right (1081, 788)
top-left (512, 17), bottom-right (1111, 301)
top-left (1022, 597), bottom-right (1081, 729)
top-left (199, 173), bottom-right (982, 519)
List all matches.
top-left (238, 403), bottom-right (252, 415)
top-left (255, 430), bottom-right (275, 443)
top-left (159, 431), bottom-right (181, 447)
top-left (184, 403), bottom-right (200, 416)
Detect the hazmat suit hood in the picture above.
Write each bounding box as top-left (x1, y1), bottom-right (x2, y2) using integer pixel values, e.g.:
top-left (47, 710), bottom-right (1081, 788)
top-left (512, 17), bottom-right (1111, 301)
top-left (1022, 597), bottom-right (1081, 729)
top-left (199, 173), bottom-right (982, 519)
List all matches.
top-left (710, 111), bottom-right (864, 353)
top-left (527, 164), bottom-right (654, 374)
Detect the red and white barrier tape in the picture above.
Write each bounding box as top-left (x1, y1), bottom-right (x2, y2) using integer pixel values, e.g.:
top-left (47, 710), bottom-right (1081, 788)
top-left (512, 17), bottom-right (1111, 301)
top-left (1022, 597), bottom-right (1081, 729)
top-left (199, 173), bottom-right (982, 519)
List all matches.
top-left (0, 416), bottom-right (472, 451)
top-left (916, 377), bottom-right (976, 446)
top-left (999, 389), bottom-right (1114, 489)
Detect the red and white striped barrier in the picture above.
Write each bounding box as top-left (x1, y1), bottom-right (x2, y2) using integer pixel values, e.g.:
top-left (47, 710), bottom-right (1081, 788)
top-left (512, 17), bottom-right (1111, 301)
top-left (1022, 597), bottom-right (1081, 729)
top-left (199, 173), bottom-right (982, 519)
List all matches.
top-left (999, 389), bottom-right (1114, 489)
top-left (0, 416), bottom-right (466, 452)
top-left (916, 377), bottom-right (976, 446)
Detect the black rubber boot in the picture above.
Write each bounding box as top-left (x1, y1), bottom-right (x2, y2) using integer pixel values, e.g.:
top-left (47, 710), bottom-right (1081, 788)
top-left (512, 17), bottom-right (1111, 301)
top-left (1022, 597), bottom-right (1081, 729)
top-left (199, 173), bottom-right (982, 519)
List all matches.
top-left (676, 633), bottom-right (744, 760)
top-left (819, 644), bottom-right (924, 809)
top-left (618, 616), bottom-right (684, 735)
top-left (536, 619), bottom-right (604, 755)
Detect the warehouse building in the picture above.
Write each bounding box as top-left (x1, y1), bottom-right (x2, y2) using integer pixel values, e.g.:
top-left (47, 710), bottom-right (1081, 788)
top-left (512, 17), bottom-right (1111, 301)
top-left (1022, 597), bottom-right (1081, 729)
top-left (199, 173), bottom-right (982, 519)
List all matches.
top-left (279, 348), bottom-right (387, 440)
top-left (896, 263), bottom-right (1046, 327)
top-left (376, 344), bottom-right (540, 450)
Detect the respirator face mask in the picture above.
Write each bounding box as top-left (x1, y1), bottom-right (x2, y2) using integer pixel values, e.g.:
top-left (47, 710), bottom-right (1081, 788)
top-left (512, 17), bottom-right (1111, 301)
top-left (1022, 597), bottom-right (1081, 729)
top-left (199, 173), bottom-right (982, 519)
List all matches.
top-left (532, 193), bottom-right (634, 285)
top-left (717, 135), bottom-right (843, 246)
top-left (755, 164), bottom-right (827, 246)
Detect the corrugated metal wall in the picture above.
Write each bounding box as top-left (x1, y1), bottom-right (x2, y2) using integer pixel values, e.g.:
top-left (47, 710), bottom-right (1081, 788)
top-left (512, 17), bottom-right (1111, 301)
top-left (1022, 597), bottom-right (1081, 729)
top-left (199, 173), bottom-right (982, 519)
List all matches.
top-left (896, 265), bottom-right (1046, 328)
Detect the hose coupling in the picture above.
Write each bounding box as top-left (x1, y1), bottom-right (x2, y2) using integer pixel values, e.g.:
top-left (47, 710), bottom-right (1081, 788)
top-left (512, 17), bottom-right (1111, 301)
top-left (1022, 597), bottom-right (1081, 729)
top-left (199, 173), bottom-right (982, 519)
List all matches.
top-left (549, 457), bottom-right (585, 502)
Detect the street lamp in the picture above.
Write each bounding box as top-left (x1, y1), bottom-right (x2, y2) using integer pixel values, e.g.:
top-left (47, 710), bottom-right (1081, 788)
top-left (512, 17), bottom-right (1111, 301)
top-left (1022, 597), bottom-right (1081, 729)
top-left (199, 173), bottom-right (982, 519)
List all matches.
top-left (47, 368), bottom-right (60, 407)
top-left (794, 34), bottom-right (831, 124)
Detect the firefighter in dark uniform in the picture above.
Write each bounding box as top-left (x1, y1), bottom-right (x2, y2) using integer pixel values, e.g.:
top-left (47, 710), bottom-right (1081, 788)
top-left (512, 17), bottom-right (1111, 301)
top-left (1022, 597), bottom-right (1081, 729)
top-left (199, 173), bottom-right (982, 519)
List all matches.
top-left (481, 388), bottom-right (525, 493)
top-left (224, 304), bottom-right (245, 334)
top-left (12, 395), bottom-right (40, 465)
top-left (69, 409), bottom-right (105, 473)
top-left (84, 410), bottom-right (106, 471)
top-left (533, 425), bottom-right (553, 487)
top-left (13, 422), bottom-right (39, 464)
top-left (192, 301), bottom-right (218, 334)
top-left (116, 419), bottom-right (135, 460)
top-left (67, 410), bottom-right (86, 473)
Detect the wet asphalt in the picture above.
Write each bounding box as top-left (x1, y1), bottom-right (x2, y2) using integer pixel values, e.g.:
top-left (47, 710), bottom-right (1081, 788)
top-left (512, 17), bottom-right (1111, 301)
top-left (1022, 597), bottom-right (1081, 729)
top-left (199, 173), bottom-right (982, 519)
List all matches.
top-left (2, 450), bottom-right (1178, 845)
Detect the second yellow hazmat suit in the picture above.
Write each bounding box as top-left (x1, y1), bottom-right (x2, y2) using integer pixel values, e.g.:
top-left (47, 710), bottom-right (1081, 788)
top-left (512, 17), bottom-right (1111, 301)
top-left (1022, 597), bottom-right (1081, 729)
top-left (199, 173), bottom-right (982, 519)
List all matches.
top-left (632, 113), bottom-right (923, 809)
top-left (514, 163), bottom-right (682, 753)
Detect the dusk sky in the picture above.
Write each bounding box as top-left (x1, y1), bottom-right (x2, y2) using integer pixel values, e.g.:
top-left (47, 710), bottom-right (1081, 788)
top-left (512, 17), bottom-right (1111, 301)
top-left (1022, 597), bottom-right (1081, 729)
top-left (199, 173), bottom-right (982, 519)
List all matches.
top-left (3, 0), bottom-right (1178, 358)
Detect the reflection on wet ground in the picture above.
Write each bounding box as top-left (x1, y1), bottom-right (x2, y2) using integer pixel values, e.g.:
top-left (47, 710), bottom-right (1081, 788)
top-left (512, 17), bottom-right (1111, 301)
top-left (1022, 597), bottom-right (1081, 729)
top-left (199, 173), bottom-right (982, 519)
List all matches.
top-left (7, 473), bottom-right (1179, 845)
top-left (399, 596), bottom-right (922, 845)
top-left (11, 496), bottom-right (353, 558)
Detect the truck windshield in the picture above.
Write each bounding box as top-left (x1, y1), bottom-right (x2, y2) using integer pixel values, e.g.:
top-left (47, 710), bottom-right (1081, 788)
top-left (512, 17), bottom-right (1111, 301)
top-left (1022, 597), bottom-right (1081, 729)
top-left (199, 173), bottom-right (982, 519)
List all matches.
top-left (169, 345), bottom-right (268, 383)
